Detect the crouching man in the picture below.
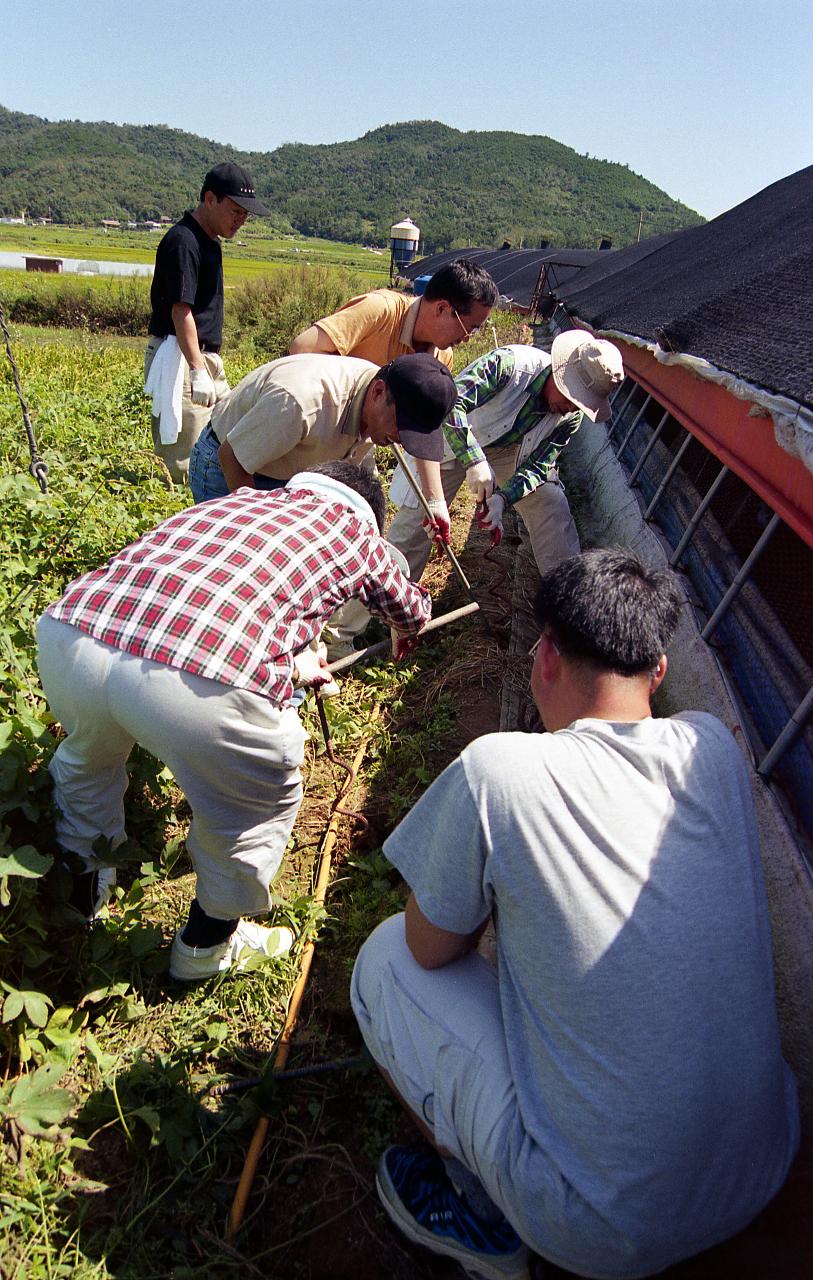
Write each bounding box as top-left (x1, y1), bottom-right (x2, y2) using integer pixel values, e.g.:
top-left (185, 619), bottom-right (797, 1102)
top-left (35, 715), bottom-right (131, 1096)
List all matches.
top-left (351, 549), bottom-right (799, 1279)
top-left (37, 462), bottom-right (430, 981)
top-left (388, 332), bottom-right (624, 583)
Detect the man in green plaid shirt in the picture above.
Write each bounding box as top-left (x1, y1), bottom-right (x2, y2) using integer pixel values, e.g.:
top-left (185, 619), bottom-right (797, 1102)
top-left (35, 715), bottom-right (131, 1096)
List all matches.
top-left (388, 331), bottom-right (623, 580)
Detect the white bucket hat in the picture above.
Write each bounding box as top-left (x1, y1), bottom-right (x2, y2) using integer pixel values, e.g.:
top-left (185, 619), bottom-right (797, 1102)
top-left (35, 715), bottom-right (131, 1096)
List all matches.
top-left (550, 330), bottom-right (624, 422)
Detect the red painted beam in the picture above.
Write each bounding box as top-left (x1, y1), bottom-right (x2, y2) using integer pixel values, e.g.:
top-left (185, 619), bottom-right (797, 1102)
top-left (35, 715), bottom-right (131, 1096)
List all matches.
top-left (616, 343), bottom-right (813, 550)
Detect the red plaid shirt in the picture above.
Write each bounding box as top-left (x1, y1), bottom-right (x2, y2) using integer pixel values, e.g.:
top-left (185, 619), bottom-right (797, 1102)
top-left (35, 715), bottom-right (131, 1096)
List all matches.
top-left (47, 486), bottom-right (430, 705)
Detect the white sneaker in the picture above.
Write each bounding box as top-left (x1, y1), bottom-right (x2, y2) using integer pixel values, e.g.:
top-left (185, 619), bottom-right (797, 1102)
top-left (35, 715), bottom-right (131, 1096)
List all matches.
top-left (169, 918), bottom-right (294, 982)
top-left (90, 867), bottom-right (117, 916)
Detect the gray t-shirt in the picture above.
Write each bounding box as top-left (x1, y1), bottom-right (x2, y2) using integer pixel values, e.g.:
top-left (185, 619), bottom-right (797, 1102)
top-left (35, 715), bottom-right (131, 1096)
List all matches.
top-left (384, 712), bottom-right (799, 1270)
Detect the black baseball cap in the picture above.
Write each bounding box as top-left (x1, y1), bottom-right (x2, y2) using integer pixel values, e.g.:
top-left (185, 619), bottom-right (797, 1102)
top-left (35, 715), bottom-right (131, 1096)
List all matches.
top-left (380, 354), bottom-right (457, 461)
top-left (202, 162), bottom-right (271, 216)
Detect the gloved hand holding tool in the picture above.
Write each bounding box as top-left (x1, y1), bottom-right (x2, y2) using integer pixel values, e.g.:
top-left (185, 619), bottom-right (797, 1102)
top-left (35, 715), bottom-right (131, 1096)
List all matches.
top-left (475, 492), bottom-right (505, 547)
top-left (190, 366), bottom-right (217, 407)
top-left (390, 628), bottom-right (422, 661)
top-left (466, 460), bottom-right (495, 504)
top-left (389, 441), bottom-right (498, 640)
top-left (293, 642), bottom-right (340, 698)
top-left (421, 497), bottom-right (451, 547)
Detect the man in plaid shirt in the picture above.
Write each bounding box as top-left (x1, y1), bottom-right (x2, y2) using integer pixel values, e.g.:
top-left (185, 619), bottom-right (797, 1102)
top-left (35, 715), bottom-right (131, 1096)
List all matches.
top-left (388, 331), bottom-right (624, 581)
top-left (37, 462), bottom-right (430, 981)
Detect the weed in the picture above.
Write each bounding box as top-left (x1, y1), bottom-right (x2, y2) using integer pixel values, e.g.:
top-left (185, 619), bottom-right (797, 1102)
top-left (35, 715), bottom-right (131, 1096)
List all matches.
top-left (225, 263), bottom-right (372, 362)
top-left (1, 273), bottom-right (151, 336)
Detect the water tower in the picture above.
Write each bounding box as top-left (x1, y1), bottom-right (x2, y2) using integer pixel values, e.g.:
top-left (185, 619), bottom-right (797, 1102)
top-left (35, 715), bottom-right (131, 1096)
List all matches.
top-left (389, 217), bottom-right (420, 284)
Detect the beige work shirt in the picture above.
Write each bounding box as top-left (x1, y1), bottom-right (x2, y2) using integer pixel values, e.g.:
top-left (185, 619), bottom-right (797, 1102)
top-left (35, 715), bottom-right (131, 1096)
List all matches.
top-left (209, 354), bottom-right (379, 479)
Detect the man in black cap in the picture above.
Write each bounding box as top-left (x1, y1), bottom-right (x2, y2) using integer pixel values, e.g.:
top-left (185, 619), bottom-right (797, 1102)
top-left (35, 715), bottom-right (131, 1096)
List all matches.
top-left (145, 162), bottom-right (270, 481)
top-left (188, 351), bottom-right (455, 503)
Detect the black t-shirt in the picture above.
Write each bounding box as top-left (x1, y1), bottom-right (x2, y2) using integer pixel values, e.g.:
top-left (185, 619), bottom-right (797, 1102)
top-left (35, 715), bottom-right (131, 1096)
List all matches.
top-left (148, 212), bottom-right (224, 348)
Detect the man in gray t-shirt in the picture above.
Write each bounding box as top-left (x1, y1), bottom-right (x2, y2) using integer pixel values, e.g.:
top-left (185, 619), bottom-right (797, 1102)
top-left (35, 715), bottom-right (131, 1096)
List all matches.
top-left (351, 549), bottom-right (799, 1280)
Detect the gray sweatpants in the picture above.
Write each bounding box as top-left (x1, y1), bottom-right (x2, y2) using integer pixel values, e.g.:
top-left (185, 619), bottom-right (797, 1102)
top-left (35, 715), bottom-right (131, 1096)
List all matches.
top-left (351, 913), bottom-right (632, 1276)
top-left (37, 614), bottom-right (306, 919)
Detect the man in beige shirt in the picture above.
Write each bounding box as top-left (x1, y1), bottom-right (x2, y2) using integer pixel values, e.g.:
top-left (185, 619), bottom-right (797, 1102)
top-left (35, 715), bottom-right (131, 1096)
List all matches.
top-left (188, 353), bottom-right (456, 504)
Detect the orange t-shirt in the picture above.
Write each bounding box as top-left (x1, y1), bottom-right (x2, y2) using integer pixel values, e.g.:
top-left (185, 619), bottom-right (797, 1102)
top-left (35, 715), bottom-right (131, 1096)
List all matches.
top-left (316, 290), bottom-right (454, 371)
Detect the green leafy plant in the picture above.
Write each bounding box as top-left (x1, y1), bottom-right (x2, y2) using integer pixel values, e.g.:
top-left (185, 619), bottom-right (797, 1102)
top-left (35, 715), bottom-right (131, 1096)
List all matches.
top-left (0, 1059), bottom-right (73, 1139)
top-left (0, 296), bottom-right (499, 1275)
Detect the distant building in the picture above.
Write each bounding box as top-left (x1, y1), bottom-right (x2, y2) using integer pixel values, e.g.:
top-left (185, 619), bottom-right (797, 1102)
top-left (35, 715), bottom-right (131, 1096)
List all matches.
top-left (25, 255), bottom-right (62, 273)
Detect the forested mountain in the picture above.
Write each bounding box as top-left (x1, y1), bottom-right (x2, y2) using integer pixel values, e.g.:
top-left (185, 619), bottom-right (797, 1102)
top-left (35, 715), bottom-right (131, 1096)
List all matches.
top-left (0, 106), bottom-right (703, 251)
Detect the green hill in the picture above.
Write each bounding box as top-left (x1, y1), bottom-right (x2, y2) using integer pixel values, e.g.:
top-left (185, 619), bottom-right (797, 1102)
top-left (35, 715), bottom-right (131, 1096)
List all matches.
top-left (0, 106), bottom-right (703, 252)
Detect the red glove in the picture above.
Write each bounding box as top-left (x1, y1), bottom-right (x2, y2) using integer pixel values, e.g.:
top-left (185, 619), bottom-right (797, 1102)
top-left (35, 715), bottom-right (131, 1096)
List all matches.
top-left (391, 629), bottom-right (421, 660)
top-left (421, 498), bottom-right (451, 546)
top-left (475, 494), bottom-right (504, 547)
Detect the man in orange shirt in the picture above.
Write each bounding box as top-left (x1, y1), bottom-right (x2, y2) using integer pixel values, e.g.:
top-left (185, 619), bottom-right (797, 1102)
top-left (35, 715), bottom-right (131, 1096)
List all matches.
top-left (290, 259), bottom-right (497, 371)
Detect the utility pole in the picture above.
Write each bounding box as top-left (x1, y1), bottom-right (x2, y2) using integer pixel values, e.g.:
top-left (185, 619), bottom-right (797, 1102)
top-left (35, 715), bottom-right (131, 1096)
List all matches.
top-left (636, 208), bottom-right (644, 243)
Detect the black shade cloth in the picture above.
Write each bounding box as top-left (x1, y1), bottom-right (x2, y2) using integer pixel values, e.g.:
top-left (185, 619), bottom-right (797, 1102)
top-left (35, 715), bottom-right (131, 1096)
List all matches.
top-left (401, 247), bottom-right (600, 311)
top-left (552, 166), bottom-right (813, 409)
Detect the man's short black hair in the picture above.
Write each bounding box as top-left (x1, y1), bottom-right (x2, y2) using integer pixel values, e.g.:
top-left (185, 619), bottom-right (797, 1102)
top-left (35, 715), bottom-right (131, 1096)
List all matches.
top-left (533, 549), bottom-right (683, 676)
top-left (424, 259), bottom-right (499, 311)
top-left (307, 461), bottom-right (386, 533)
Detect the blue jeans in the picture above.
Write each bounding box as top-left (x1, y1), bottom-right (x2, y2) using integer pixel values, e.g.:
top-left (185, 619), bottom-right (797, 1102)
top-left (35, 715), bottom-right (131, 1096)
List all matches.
top-left (188, 422), bottom-right (285, 504)
top-left (189, 422), bottom-right (229, 503)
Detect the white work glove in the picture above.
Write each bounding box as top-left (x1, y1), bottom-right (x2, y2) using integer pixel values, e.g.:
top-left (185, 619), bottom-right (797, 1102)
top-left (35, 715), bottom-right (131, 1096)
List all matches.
top-left (465, 460), bottom-right (495, 504)
top-left (475, 492), bottom-right (505, 546)
top-left (421, 498), bottom-right (451, 546)
top-left (189, 366), bottom-right (217, 407)
top-left (292, 643), bottom-right (340, 696)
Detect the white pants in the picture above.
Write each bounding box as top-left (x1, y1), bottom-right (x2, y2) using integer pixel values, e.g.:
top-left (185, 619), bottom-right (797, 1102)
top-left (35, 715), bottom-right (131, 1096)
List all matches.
top-left (36, 615), bottom-right (306, 919)
top-left (351, 914), bottom-right (513, 1174)
top-left (145, 338), bottom-right (230, 484)
top-left (351, 913), bottom-right (621, 1275)
top-left (387, 444), bottom-right (580, 582)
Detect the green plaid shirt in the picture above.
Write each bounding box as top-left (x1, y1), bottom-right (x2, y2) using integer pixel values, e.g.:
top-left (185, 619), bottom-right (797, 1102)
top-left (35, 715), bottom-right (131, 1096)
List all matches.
top-left (444, 347), bottom-right (582, 506)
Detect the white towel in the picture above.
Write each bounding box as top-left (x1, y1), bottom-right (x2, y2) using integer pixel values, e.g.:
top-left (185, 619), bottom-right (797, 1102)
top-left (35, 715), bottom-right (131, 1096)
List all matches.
top-left (144, 337), bottom-right (185, 445)
top-left (389, 459), bottom-right (421, 508)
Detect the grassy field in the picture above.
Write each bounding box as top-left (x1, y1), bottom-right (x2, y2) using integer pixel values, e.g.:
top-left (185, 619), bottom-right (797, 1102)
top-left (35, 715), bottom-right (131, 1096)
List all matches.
top-left (0, 296), bottom-right (530, 1277)
top-left (0, 223), bottom-right (390, 284)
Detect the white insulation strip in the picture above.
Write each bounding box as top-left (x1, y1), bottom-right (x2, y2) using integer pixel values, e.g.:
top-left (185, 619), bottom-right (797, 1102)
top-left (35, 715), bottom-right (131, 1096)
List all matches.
top-left (593, 328), bottom-right (813, 479)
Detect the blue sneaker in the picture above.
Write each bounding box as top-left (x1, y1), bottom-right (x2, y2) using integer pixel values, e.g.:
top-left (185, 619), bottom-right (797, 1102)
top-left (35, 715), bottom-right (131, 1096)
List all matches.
top-left (376, 1144), bottom-right (529, 1279)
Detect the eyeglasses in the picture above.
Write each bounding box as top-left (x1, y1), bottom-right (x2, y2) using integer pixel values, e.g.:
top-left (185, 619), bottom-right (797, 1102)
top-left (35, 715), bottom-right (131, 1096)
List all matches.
top-left (451, 307), bottom-right (486, 339)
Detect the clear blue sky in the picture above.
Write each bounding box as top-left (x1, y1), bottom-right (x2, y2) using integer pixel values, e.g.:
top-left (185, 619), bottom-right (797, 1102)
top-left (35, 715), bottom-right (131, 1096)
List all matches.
top-left (5, 0), bottom-right (811, 220)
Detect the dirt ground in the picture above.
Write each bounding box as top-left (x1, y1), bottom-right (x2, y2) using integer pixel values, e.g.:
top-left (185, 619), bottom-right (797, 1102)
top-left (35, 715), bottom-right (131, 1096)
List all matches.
top-left (232, 509), bottom-right (812, 1280)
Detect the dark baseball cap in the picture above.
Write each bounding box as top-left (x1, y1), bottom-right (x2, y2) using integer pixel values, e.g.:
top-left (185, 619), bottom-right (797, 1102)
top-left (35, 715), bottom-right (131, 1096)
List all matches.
top-left (202, 162), bottom-right (271, 216)
top-left (379, 354), bottom-right (457, 461)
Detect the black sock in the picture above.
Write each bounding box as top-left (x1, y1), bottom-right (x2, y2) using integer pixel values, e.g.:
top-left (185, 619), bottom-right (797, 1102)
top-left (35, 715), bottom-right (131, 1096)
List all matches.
top-left (181, 899), bottom-right (239, 948)
top-left (69, 869), bottom-right (99, 917)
